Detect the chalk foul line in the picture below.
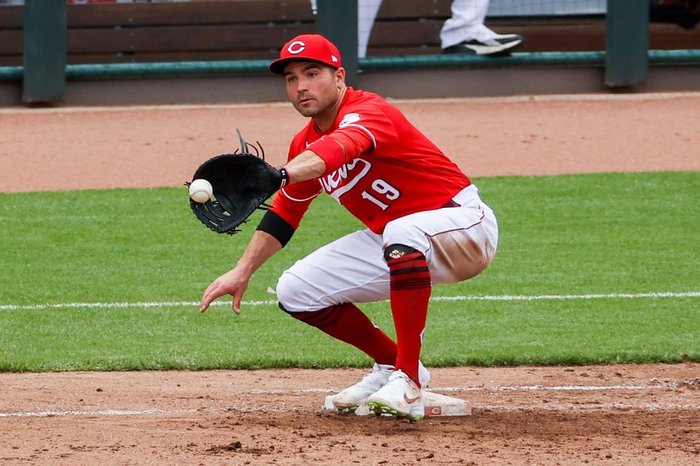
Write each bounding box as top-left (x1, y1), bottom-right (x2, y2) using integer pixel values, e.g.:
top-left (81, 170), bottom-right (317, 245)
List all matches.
top-left (1, 291), bottom-right (698, 311)
top-left (1, 382), bottom-right (697, 419)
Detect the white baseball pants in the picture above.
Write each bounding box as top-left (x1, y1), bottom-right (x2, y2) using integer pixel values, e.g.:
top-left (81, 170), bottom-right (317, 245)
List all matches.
top-left (276, 185), bottom-right (499, 313)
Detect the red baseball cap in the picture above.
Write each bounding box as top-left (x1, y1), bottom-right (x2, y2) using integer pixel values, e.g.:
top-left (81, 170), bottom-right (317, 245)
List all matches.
top-left (269, 34), bottom-right (342, 75)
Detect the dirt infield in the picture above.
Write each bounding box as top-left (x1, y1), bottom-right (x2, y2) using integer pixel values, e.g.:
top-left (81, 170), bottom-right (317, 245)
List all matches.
top-left (1, 365), bottom-right (699, 465)
top-left (1, 93), bottom-right (699, 465)
top-left (1, 93), bottom-right (699, 192)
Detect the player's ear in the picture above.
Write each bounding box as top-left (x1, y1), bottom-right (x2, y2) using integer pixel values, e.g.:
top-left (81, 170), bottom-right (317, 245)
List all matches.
top-left (334, 67), bottom-right (346, 86)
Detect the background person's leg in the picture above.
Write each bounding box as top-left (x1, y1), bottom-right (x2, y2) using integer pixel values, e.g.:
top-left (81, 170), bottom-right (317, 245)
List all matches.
top-left (440, 0), bottom-right (523, 54)
top-left (440, 0), bottom-right (490, 49)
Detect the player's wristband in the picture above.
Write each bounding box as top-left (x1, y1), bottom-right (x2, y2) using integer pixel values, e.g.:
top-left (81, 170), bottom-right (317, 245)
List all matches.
top-left (278, 167), bottom-right (289, 188)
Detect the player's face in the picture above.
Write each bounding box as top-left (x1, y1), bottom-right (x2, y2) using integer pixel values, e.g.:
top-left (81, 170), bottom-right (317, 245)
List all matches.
top-left (284, 62), bottom-right (344, 119)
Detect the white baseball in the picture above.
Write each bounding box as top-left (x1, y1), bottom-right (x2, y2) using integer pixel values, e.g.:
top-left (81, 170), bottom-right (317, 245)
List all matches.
top-left (189, 179), bottom-right (213, 203)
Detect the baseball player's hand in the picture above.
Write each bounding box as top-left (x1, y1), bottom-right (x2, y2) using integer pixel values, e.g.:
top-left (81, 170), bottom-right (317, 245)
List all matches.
top-left (200, 268), bottom-right (250, 314)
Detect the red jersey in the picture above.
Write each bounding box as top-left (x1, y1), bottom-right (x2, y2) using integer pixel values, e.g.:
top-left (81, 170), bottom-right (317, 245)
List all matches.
top-left (270, 88), bottom-right (470, 234)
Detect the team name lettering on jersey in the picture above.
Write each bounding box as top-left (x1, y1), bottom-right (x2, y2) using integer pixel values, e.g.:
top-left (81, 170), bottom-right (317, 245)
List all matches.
top-left (274, 88), bottom-right (470, 233)
top-left (321, 158), bottom-right (372, 200)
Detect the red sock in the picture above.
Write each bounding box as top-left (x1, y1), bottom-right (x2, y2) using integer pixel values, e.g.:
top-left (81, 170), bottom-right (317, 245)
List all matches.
top-left (387, 250), bottom-right (431, 387)
top-left (290, 303), bottom-right (397, 365)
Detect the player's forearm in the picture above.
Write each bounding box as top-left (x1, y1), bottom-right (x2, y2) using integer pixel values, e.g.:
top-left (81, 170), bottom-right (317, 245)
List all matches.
top-left (235, 230), bottom-right (283, 277)
top-left (283, 149), bottom-right (327, 184)
top-left (286, 128), bottom-right (372, 182)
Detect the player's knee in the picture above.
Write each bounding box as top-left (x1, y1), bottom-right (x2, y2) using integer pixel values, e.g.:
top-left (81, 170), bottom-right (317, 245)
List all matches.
top-left (384, 243), bottom-right (431, 290)
top-left (383, 243), bottom-right (419, 262)
top-left (276, 273), bottom-right (330, 317)
top-left (382, 221), bottom-right (426, 255)
top-left (275, 270), bottom-right (302, 313)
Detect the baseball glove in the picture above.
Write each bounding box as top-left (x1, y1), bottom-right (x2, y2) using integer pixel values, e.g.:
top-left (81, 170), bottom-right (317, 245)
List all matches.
top-left (187, 130), bottom-right (286, 235)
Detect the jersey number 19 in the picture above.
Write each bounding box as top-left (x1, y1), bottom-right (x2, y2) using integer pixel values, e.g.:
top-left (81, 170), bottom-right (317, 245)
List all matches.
top-left (361, 178), bottom-right (400, 210)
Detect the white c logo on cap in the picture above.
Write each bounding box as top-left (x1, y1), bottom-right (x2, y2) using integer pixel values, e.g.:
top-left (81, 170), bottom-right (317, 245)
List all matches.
top-left (287, 41), bottom-right (306, 55)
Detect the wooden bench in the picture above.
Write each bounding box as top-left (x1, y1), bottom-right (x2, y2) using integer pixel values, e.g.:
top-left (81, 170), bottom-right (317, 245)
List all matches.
top-left (0, 0), bottom-right (699, 67)
top-left (0, 0), bottom-right (316, 66)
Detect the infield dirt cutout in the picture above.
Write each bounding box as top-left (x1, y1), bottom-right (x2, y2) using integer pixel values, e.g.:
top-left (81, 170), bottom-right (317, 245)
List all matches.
top-left (1, 94), bottom-right (699, 465)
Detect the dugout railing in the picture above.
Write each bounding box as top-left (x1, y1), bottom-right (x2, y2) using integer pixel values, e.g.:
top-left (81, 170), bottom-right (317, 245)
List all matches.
top-left (0, 0), bottom-right (699, 105)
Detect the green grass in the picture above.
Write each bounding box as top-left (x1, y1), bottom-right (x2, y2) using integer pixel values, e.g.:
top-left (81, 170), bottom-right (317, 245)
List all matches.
top-left (0, 171), bottom-right (698, 371)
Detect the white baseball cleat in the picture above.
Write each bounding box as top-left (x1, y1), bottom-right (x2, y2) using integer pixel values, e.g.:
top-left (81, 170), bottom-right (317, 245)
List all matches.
top-left (330, 363), bottom-right (393, 413)
top-left (366, 370), bottom-right (425, 422)
top-left (330, 362), bottom-right (430, 413)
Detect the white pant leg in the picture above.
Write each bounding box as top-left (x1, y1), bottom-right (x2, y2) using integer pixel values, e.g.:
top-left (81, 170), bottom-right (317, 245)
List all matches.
top-left (276, 229), bottom-right (390, 312)
top-left (383, 185), bottom-right (498, 283)
top-left (440, 0), bottom-right (496, 48)
top-left (276, 185), bottom-right (498, 313)
top-left (358, 0), bottom-right (383, 58)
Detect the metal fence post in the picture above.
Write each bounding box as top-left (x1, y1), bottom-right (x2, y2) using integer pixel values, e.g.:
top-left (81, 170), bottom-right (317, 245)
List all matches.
top-left (315, 0), bottom-right (358, 86)
top-left (605, 0), bottom-right (650, 88)
top-left (23, 0), bottom-right (67, 104)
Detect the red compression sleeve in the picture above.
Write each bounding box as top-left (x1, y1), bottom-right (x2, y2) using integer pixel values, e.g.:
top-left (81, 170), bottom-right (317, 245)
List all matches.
top-left (387, 251), bottom-right (431, 387)
top-left (290, 303), bottom-right (397, 365)
top-left (308, 128), bottom-right (374, 175)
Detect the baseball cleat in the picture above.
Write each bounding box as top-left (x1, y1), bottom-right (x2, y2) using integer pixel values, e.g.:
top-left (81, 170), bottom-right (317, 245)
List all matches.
top-left (330, 363), bottom-right (393, 413)
top-left (366, 370), bottom-right (425, 422)
top-left (329, 362), bottom-right (430, 413)
top-left (442, 34), bottom-right (523, 56)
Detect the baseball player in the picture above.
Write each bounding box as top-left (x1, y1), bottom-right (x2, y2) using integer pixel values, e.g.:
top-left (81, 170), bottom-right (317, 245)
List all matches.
top-left (200, 34), bottom-right (499, 422)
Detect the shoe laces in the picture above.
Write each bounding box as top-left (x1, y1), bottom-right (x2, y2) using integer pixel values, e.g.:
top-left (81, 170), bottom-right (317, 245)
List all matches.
top-left (389, 369), bottom-right (408, 382)
top-left (387, 369), bottom-right (419, 391)
top-left (357, 363), bottom-right (392, 386)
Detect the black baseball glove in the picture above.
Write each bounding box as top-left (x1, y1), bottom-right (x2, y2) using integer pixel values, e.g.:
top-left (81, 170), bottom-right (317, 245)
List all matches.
top-left (187, 131), bottom-right (287, 235)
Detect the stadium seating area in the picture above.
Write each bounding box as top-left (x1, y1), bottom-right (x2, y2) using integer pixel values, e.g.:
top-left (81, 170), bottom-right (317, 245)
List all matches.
top-left (1, 0), bottom-right (699, 66)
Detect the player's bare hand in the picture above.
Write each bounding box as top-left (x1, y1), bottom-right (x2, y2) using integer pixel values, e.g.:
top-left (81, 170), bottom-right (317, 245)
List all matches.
top-left (199, 268), bottom-right (250, 314)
